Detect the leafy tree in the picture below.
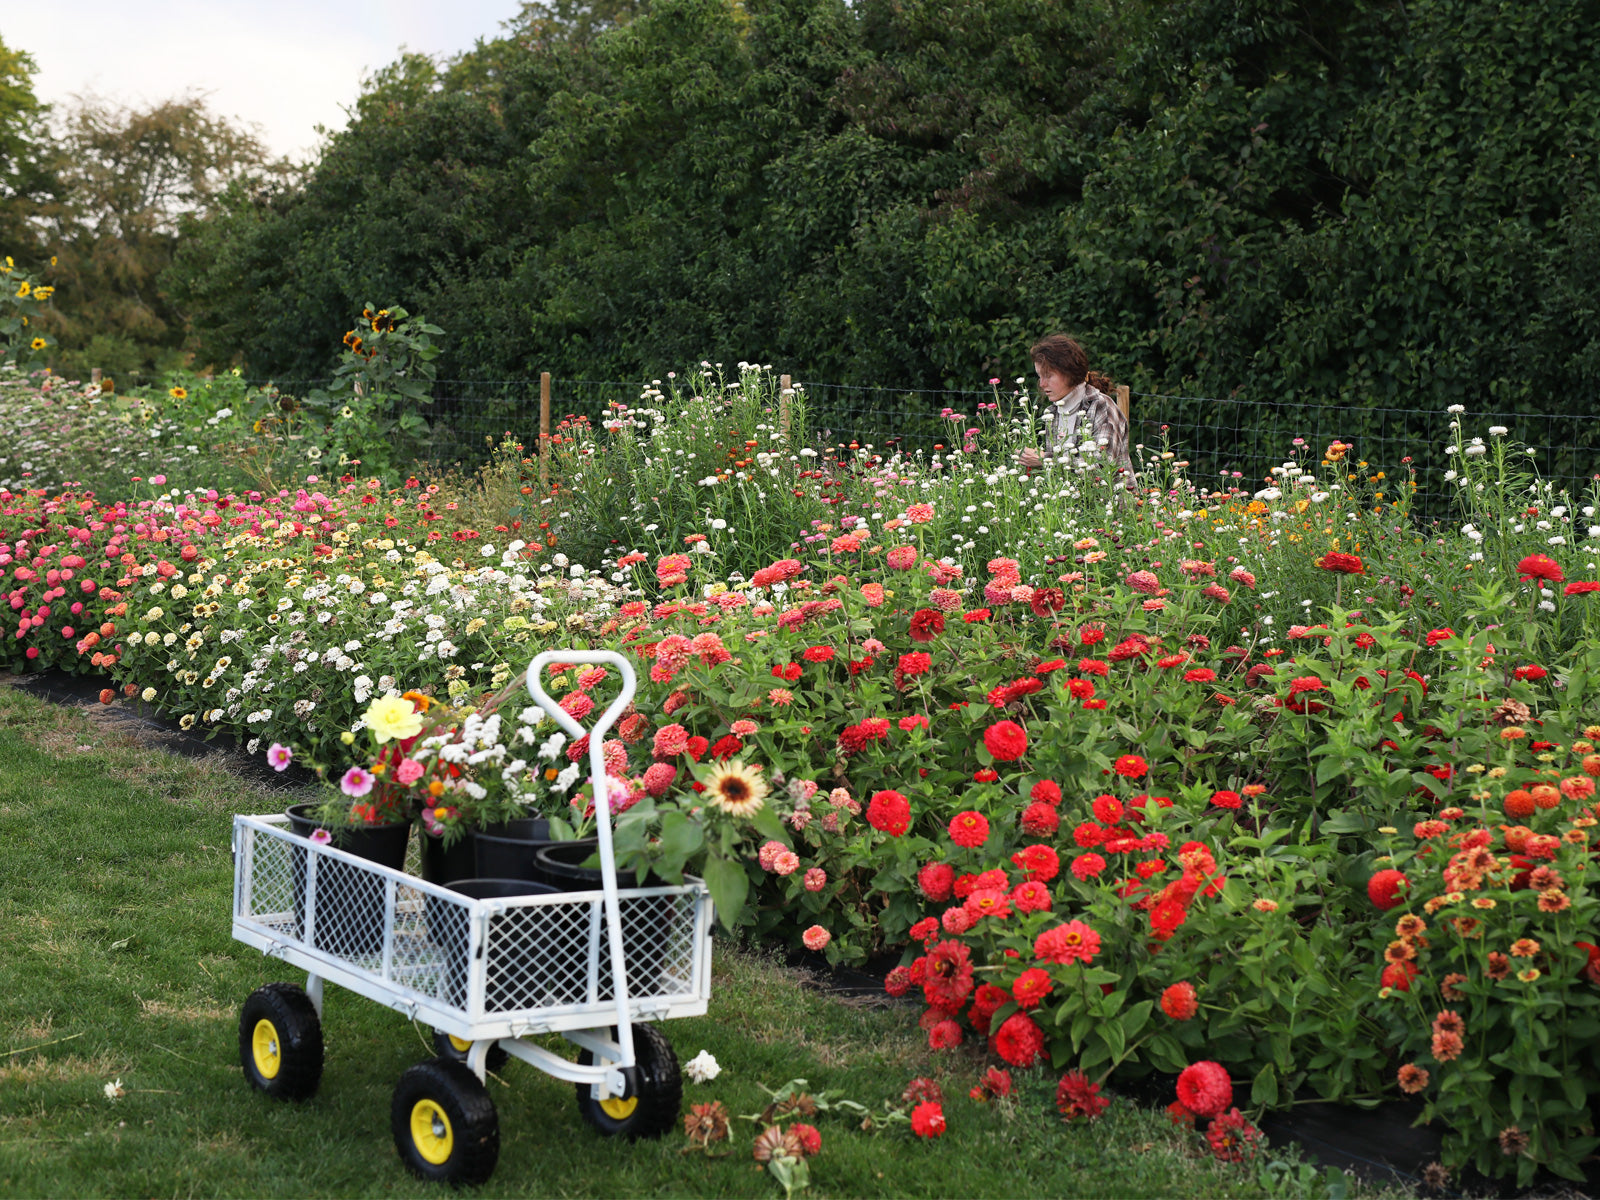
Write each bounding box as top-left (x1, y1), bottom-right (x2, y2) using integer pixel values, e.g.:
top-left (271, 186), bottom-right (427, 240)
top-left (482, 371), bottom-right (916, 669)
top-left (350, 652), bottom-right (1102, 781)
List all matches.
top-left (0, 35), bottom-right (56, 266)
top-left (36, 95), bottom-right (291, 381)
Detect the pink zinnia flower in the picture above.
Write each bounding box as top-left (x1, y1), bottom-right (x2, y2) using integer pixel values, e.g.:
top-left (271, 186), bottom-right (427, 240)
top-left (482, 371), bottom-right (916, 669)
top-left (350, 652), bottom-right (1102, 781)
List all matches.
top-left (394, 757), bottom-right (425, 785)
top-left (802, 925), bottom-right (831, 951)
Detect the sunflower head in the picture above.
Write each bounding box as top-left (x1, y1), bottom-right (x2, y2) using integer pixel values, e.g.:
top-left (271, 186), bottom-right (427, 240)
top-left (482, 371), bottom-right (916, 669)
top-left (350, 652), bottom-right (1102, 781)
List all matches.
top-left (29, 337), bottom-right (46, 351)
top-left (703, 759), bottom-right (769, 818)
top-left (169, 386), bottom-right (188, 400)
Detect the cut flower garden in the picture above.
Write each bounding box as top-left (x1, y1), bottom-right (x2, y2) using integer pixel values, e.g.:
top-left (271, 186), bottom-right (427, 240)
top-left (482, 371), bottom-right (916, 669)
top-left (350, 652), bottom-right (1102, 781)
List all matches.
top-left (4, 360), bottom-right (1600, 1186)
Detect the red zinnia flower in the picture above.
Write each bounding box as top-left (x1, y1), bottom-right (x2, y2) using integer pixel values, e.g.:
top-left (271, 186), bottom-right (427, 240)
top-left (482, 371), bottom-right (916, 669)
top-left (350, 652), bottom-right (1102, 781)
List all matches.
top-left (1034, 919), bottom-right (1100, 965)
top-left (1021, 802), bottom-right (1060, 835)
top-left (1287, 676), bottom-right (1324, 694)
top-left (1564, 580), bottom-right (1600, 595)
top-left (908, 608), bottom-right (946, 642)
top-left (1175, 1060), bottom-right (1233, 1118)
top-left (1206, 1107), bottom-right (1261, 1163)
top-left (983, 720), bottom-right (1028, 761)
top-left (1071, 852), bottom-right (1107, 881)
top-left (1012, 880), bottom-right (1052, 913)
top-left (1012, 967), bottom-right (1053, 1009)
top-left (917, 861), bottom-right (955, 900)
top-left (949, 810), bottom-right (990, 848)
top-left (1315, 551), bottom-right (1364, 575)
top-left (910, 1100), bottom-right (945, 1138)
top-left (992, 1012), bottom-right (1045, 1067)
top-left (1030, 779), bottom-right (1063, 806)
top-left (1160, 981), bottom-right (1198, 1020)
top-left (1513, 663), bottom-right (1547, 681)
top-left (921, 939), bottom-right (975, 1009)
top-left (1367, 868), bottom-right (1409, 911)
top-left (1011, 843), bottom-right (1060, 882)
top-left (1113, 754), bottom-right (1147, 778)
top-left (802, 645), bottom-right (834, 663)
top-left (1517, 554), bottom-right (1564, 583)
top-left (1210, 789), bottom-right (1242, 809)
top-left (1055, 1070), bottom-right (1110, 1122)
top-left (1425, 627), bottom-right (1454, 646)
top-left (927, 1019), bottom-right (962, 1050)
top-left (1184, 667), bottom-right (1218, 683)
top-left (1091, 794), bottom-right (1123, 823)
top-left (867, 789), bottom-right (912, 836)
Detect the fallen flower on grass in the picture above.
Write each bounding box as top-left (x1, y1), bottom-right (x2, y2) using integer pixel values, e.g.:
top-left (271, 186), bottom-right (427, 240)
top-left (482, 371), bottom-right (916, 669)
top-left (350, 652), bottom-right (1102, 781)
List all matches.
top-left (684, 1049), bottom-right (722, 1083)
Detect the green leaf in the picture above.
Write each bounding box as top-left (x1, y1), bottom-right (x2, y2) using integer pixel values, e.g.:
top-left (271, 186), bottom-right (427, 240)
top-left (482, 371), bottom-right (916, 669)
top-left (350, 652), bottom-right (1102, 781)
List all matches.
top-left (700, 855), bottom-right (749, 933)
top-left (1251, 1062), bottom-right (1279, 1107)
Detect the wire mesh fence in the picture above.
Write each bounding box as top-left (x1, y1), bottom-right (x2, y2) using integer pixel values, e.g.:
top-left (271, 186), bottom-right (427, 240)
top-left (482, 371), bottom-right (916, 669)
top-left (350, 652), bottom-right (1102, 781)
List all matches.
top-left (249, 375), bottom-right (1600, 522)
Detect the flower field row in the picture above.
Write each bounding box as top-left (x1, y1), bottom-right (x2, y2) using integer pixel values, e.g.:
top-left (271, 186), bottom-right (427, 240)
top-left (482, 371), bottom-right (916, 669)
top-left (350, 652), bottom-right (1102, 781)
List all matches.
top-left (5, 363), bottom-right (1600, 1183)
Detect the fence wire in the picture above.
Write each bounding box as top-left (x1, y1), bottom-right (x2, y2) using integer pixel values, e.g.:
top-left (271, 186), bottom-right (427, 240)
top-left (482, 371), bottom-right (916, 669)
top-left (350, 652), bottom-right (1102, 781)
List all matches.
top-left (249, 376), bottom-right (1600, 522)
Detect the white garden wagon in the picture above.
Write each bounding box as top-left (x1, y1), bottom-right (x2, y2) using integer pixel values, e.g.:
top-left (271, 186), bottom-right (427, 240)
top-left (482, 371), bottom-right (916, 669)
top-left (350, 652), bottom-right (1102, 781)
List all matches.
top-left (230, 650), bottom-right (713, 1185)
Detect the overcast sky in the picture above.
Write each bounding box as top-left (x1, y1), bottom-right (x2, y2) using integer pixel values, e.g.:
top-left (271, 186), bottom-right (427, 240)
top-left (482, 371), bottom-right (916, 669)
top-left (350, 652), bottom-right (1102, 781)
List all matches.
top-left (7, 1), bottom-right (524, 162)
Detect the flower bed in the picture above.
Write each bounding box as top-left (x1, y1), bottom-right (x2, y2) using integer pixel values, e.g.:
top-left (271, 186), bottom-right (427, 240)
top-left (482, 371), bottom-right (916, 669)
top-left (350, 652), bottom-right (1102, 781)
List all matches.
top-left (5, 365), bottom-right (1600, 1183)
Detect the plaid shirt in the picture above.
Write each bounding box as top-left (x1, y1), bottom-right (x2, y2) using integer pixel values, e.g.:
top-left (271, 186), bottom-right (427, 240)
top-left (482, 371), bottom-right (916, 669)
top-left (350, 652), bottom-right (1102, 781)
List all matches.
top-left (1042, 383), bottom-right (1132, 473)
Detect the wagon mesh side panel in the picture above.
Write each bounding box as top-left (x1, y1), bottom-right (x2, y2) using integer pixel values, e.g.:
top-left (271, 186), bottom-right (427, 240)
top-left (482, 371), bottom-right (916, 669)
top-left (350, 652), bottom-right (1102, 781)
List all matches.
top-left (479, 891), bottom-right (701, 1013)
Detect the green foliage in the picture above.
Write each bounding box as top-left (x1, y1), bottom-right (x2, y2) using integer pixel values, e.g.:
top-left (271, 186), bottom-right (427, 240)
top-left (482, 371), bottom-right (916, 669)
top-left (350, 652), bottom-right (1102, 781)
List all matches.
top-left (0, 259), bottom-right (55, 367)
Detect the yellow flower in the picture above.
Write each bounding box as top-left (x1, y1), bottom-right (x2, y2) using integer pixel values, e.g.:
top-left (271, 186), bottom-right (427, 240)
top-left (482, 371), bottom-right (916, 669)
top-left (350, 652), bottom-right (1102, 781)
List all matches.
top-left (15, 280), bottom-right (29, 297)
top-left (363, 694), bottom-right (424, 744)
top-left (169, 386), bottom-right (188, 400)
top-left (29, 337), bottom-right (45, 351)
top-left (702, 759), bottom-right (768, 819)
top-left (32, 286), bottom-right (52, 300)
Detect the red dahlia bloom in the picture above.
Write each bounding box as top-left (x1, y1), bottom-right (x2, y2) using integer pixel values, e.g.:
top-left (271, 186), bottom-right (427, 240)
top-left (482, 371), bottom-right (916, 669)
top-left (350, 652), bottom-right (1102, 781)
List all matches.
top-left (1517, 553), bottom-right (1565, 583)
top-left (1056, 1070), bottom-right (1110, 1122)
top-left (1160, 981), bottom-right (1198, 1020)
top-left (1175, 1060), bottom-right (1233, 1118)
top-left (983, 720), bottom-right (1029, 761)
top-left (949, 810), bottom-right (991, 848)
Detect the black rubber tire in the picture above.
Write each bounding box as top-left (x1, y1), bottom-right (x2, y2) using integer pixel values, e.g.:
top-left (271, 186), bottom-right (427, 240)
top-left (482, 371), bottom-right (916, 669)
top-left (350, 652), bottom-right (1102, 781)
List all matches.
top-left (431, 1028), bottom-right (510, 1073)
top-left (391, 1058), bottom-right (500, 1186)
top-left (238, 982), bottom-right (323, 1101)
top-left (574, 1022), bottom-right (681, 1140)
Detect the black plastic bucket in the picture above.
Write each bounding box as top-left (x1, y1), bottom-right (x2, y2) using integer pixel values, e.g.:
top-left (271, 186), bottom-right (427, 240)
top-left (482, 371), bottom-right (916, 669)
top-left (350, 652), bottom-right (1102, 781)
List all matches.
top-left (533, 841), bottom-right (673, 997)
top-left (472, 817), bottom-right (562, 884)
top-left (427, 878), bottom-right (564, 1011)
top-left (285, 803), bottom-right (411, 959)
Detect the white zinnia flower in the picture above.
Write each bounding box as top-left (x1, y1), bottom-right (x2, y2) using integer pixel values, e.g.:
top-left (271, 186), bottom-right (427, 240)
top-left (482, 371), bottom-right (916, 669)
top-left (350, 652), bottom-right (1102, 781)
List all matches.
top-left (684, 1050), bottom-right (721, 1083)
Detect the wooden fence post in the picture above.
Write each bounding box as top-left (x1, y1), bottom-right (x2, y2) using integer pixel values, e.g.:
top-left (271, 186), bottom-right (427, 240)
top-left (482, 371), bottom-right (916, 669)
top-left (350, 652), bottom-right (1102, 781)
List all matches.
top-left (1116, 383), bottom-right (1130, 424)
top-left (779, 373), bottom-right (792, 443)
top-left (539, 371), bottom-right (551, 492)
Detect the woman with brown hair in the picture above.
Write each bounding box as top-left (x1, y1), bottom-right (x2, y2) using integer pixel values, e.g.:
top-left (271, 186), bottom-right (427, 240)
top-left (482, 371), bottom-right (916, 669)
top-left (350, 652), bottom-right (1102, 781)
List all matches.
top-left (1016, 334), bottom-right (1132, 474)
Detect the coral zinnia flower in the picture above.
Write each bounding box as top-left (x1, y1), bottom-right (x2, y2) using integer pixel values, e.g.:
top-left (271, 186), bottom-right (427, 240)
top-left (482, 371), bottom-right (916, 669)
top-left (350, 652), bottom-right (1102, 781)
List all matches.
top-left (1516, 553), bottom-right (1564, 583)
top-left (1509, 937), bottom-right (1541, 958)
top-left (703, 759), bottom-right (768, 818)
top-left (1012, 967), bottom-right (1053, 1009)
top-left (1160, 981), bottom-right (1198, 1020)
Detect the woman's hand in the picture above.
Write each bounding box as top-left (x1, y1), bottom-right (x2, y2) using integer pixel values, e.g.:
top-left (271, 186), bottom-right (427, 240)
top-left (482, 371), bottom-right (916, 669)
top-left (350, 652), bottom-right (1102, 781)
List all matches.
top-left (1018, 448), bottom-right (1045, 469)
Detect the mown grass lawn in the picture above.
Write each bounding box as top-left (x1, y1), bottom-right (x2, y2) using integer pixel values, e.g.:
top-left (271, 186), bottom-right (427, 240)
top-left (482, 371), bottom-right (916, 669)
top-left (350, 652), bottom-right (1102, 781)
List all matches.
top-left (0, 679), bottom-right (1391, 1199)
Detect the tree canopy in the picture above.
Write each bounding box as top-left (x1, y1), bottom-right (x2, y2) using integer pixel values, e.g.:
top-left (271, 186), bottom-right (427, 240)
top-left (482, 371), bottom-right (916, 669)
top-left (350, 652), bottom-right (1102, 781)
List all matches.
top-left (15, 0), bottom-right (1600, 411)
